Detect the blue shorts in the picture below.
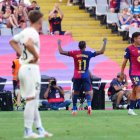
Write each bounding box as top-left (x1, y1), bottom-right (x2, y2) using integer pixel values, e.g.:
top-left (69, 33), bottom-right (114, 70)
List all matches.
top-left (51, 31), bottom-right (65, 35)
top-left (130, 75), bottom-right (140, 86)
top-left (73, 78), bottom-right (91, 92)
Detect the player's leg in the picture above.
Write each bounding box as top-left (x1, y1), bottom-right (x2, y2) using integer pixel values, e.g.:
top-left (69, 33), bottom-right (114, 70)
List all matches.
top-left (34, 97), bottom-right (53, 137)
top-left (19, 65), bottom-right (41, 138)
top-left (24, 100), bottom-right (37, 137)
top-left (90, 89), bottom-right (94, 100)
top-left (85, 92), bottom-right (92, 115)
top-left (135, 86), bottom-right (140, 108)
top-left (84, 78), bottom-right (92, 115)
top-left (72, 79), bottom-right (81, 115)
top-left (32, 67), bottom-right (53, 137)
top-left (85, 92), bottom-right (92, 107)
top-left (72, 91), bottom-right (79, 115)
top-left (128, 76), bottom-right (138, 115)
top-left (128, 87), bottom-right (137, 115)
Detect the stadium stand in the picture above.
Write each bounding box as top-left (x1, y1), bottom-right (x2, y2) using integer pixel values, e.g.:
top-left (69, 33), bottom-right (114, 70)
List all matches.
top-left (0, 0), bottom-right (130, 86)
top-left (79, 0), bottom-right (140, 64)
top-left (84, 0), bottom-right (96, 8)
top-left (0, 0), bottom-right (134, 107)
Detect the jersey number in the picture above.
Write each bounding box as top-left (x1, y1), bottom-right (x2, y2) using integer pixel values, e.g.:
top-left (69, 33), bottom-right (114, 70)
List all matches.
top-left (22, 45), bottom-right (28, 60)
top-left (78, 60), bottom-right (86, 71)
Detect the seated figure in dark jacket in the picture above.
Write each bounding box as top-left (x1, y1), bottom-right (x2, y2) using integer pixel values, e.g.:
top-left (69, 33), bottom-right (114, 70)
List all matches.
top-left (42, 78), bottom-right (71, 110)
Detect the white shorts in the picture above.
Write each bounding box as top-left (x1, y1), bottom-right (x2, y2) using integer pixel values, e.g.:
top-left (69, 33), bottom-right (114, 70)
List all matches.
top-left (18, 64), bottom-right (41, 99)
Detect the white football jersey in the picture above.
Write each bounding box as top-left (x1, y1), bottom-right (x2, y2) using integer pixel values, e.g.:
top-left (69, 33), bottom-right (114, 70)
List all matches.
top-left (13, 27), bottom-right (40, 65)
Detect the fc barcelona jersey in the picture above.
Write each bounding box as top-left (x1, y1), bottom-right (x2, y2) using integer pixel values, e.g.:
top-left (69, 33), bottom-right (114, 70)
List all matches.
top-left (124, 45), bottom-right (140, 76)
top-left (68, 50), bottom-right (97, 79)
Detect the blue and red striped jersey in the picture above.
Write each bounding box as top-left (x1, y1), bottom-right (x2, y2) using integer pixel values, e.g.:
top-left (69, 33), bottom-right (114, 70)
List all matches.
top-left (68, 50), bottom-right (97, 79)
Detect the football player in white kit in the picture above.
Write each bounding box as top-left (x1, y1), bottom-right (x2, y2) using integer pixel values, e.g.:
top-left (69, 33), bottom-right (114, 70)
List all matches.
top-left (10, 10), bottom-right (53, 139)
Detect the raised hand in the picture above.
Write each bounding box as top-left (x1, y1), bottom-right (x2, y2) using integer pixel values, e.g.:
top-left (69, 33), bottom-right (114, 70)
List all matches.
top-left (103, 38), bottom-right (107, 44)
top-left (54, 3), bottom-right (59, 9)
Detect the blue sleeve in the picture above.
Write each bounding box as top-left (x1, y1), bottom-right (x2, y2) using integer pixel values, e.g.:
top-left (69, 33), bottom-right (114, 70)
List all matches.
top-left (124, 48), bottom-right (130, 59)
top-left (89, 51), bottom-right (97, 58)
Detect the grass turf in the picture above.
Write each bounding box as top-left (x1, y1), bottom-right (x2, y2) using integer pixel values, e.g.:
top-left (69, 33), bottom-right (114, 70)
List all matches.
top-left (0, 110), bottom-right (140, 140)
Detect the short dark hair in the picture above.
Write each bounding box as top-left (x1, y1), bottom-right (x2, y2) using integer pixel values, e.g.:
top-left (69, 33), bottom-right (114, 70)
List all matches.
top-left (28, 10), bottom-right (43, 23)
top-left (32, 1), bottom-right (37, 4)
top-left (79, 41), bottom-right (86, 50)
top-left (131, 32), bottom-right (140, 43)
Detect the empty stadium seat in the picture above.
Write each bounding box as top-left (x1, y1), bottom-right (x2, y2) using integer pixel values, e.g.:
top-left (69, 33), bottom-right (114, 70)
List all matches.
top-left (129, 27), bottom-right (140, 38)
top-left (0, 28), bottom-right (12, 36)
top-left (42, 21), bottom-right (49, 35)
top-left (120, 3), bottom-right (129, 10)
top-left (106, 13), bottom-right (118, 25)
top-left (85, 0), bottom-right (96, 8)
top-left (96, 0), bottom-right (108, 6)
top-left (96, 5), bottom-right (108, 16)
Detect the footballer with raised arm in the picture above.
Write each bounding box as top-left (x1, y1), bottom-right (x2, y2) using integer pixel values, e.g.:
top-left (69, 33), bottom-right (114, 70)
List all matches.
top-left (57, 38), bottom-right (107, 115)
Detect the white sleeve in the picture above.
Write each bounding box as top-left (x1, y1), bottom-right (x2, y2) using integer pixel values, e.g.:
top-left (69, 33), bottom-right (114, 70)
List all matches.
top-left (12, 32), bottom-right (23, 43)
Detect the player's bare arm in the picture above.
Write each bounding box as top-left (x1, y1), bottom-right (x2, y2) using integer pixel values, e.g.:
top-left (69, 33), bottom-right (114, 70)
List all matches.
top-left (58, 39), bottom-right (69, 56)
top-left (9, 40), bottom-right (22, 56)
top-left (121, 58), bottom-right (128, 76)
top-left (57, 5), bottom-right (64, 19)
top-left (48, 4), bottom-right (58, 20)
top-left (24, 38), bottom-right (39, 63)
top-left (96, 38), bottom-right (107, 55)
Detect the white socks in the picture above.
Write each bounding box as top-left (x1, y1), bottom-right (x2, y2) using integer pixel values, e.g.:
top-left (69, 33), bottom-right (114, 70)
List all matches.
top-left (24, 100), bottom-right (36, 129)
top-left (34, 100), bottom-right (42, 129)
top-left (24, 99), bottom-right (43, 131)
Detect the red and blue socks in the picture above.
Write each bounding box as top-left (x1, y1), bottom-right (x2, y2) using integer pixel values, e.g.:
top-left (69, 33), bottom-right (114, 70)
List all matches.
top-left (72, 94), bottom-right (79, 111)
top-left (85, 94), bottom-right (91, 107)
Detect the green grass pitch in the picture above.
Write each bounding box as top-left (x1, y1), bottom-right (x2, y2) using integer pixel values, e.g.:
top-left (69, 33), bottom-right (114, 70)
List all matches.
top-left (0, 110), bottom-right (140, 140)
